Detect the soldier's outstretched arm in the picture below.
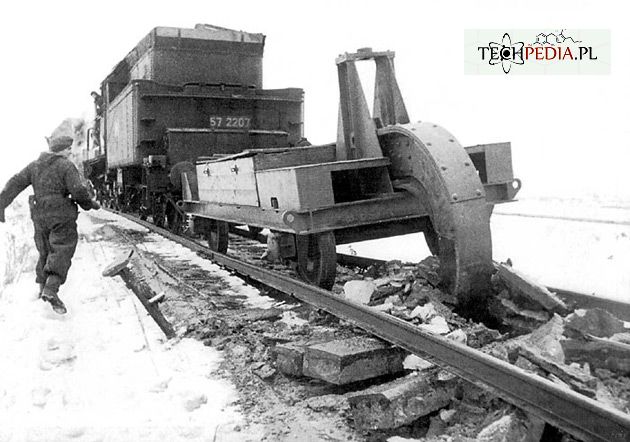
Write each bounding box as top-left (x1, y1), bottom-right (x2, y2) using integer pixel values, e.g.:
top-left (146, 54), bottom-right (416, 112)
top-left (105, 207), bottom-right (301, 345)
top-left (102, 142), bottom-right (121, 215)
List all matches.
top-left (63, 162), bottom-right (98, 210)
top-left (0, 165), bottom-right (32, 221)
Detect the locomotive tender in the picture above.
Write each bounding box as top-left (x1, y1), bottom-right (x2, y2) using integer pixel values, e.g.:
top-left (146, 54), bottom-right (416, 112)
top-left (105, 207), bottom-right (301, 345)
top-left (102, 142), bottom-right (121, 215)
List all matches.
top-left (85, 24), bottom-right (304, 229)
top-left (86, 24), bottom-right (520, 304)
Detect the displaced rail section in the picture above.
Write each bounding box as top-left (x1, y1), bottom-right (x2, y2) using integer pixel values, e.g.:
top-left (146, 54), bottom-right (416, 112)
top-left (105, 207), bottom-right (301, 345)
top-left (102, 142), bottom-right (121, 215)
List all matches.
top-left (111, 210), bottom-right (630, 442)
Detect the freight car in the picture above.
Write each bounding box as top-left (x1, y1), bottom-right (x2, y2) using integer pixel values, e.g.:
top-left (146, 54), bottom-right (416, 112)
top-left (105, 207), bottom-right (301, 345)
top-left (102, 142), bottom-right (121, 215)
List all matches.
top-left (83, 24), bottom-right (305, 231)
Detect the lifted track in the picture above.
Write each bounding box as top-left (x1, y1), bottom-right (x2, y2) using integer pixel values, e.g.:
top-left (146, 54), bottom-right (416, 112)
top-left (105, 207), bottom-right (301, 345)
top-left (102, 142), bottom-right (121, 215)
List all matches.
top-left (110, 210), bottom-right (630, 442)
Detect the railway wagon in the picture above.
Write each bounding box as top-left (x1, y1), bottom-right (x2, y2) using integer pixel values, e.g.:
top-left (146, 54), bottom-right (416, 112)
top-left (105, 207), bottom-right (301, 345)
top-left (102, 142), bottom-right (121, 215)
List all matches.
top-left (180, 49), bottom-right (521, 304)
top-left (84, 24), bottom-right (305, 230)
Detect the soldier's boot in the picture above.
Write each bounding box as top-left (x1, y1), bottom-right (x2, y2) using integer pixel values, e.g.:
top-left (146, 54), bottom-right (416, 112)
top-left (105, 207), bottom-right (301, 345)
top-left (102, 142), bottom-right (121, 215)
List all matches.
top-left (41, 288), bottom-right (67, 315)
top-left (37, 283), bottom-right (45, 298)
top-left (41, 275), bottom-right (66, 315)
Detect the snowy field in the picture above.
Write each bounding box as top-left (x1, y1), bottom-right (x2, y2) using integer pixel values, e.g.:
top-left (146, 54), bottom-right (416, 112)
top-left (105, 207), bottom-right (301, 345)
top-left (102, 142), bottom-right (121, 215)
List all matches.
top-left (0, 212), bottom-right (254, 442)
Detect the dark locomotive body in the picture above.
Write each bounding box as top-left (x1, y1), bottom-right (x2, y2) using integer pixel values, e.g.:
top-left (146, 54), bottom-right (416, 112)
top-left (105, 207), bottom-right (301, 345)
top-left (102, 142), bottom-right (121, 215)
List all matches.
top-left (84, 24), bottom-right (304, 229)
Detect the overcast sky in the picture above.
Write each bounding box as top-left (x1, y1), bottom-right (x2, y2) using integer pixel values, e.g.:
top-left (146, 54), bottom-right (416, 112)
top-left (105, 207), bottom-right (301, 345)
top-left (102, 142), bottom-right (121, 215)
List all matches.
top-left (0, 0), bottom-right (628, 200)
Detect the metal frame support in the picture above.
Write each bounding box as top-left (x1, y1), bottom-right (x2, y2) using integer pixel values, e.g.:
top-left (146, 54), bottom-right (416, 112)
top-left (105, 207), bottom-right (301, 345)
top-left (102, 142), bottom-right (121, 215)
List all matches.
top-left (373, 55), bottom-right (410, 126)
top-left (335, 48), bottom-right (410, 161)
top-left (336, 49), bottom-right (385, 160)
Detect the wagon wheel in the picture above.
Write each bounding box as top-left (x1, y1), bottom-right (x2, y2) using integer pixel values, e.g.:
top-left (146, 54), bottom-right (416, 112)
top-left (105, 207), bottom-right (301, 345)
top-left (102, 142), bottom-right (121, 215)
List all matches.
top-left (205, 219), bottom-right (229, 254)
top-left (295, 232), bottom-right (337, 290)
top-left (150, 194), bottom-right (166, 228)
top-left (166, 204), bottom-right (184, 235)
top-left (152, 205), bottom-right (166, 228)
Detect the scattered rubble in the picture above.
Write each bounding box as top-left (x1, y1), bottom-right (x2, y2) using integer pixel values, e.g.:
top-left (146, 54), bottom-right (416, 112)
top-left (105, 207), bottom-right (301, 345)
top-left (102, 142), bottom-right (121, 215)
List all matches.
top-left (410, 303), bottom-right (438, 321)
top-left (523, 314), bottom-right (566, 363)
top-left (446, 329), bottom-right (468, 345)
top-left (475, 408), bottom-right (545, 442)
top-left (111, 224), bottom-right (630, 441)
top-left (251, 362), bottom-right (277, 380)
top-left (495, 263), bottom-right (568, 313)
top-left (347, 370), bottom-right (457, 430)
top-left (518, 345), bottom-right (598, 397)
top-left (305, 394), bottom-right (348, 412)
top-left (343, 280), bottom-right (378, 304)
top-left (404, 354), bottom-right (434, 371)
top-left (562, 336), bottom-right (630, 375)
top-left (564, 308), bottom-right (626, 338)
top-left (418, 316), bottom-right (450, 335)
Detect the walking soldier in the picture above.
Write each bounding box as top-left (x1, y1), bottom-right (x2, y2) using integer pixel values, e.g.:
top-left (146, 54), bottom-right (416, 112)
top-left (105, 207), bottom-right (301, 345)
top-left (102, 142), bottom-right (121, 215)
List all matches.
top-left (0, 135), bottom-right (100, 314)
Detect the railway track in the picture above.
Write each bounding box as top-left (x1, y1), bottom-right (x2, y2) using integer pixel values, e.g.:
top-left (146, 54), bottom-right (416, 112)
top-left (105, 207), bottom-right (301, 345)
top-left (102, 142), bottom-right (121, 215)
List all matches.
top-left (236, 225), bottom-right (630, 322)
top-left (107, 210), bottom-right (630, 442)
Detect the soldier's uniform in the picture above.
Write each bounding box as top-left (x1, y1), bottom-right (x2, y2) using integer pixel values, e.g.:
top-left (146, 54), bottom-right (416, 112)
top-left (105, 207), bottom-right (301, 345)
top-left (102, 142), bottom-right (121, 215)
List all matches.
top-left (0, 136), bottom-right (99, 314)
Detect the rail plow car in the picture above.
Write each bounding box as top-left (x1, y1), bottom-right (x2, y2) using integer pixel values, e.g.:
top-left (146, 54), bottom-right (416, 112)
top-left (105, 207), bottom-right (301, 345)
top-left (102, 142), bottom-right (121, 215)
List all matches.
top-left (84, 25), bottom-right (520, 305)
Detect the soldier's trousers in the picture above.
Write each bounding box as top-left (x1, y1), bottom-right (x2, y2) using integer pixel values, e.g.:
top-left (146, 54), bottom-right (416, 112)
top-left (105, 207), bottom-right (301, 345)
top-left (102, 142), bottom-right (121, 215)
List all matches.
top-left (32, 216), bottom-right (78, 293)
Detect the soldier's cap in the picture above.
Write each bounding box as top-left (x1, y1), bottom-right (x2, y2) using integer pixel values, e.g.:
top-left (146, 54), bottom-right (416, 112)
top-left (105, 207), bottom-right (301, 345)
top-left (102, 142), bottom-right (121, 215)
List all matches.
top-left (49, 136), bottom-right (74, 152)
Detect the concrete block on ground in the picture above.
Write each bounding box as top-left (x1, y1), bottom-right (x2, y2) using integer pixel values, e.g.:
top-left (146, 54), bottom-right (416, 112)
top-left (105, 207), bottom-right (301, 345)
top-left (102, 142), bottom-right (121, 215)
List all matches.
top-left (562, 336), bottom-right (630, 375)
top-left (611, 332), bottom-right (630, 345)
top-left (446, 329), bottom-right (468, 345)
top-left (303, 336), bottom-right (406, 385)
top-left (476, 410), bottom-right (545, 442)
top-left (410, 302), bottom-right (437, 321)
top-left (403, 354), bottom-right (434, 371)
top-left (496, 264), bottom-right (567, 313)
top-left (347, 372), bottom-right (456, 430)
top-left (525, 314), bottom-right (566, 363)
top-left (564, 308), bottom-right (626, 338)
top-left (418, 316), bottom-right (450, 335)
top-left (465, 323), bottom-right (502, 348)
top-left (274, 342), bottom-right (306, 377)
top-left (500, 298), bottom-right (550, 323)
top-left (403, 286), bottom-right (431, 308)
top-left (343, 280), bottom-right (377, 305)
top-left (518, 345), bottom-right (597, 397)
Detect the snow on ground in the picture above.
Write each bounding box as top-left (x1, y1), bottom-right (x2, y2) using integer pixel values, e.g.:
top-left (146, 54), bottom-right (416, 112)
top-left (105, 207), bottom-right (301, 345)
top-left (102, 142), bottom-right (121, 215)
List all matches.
top-left (0, 212), bottom-right (251, 442)
top-left (337, 232), bottom-right (432, 263)
top-left (141, 233), bottom-right (274, 310)
top-left (88, 209), bottom-right (276, 310)
top-left (1, 196), bottom-right (627, 440)
top-left (87, 207), bottom-right (150, 233)
top-left (491, 210), bottom-right (630, 302)
top-left (494, 197), bottom-right (630, 224)
top-left (338, 198), bottom-right (630, 303)
top-left (0, 196), bottom-right (36, 291)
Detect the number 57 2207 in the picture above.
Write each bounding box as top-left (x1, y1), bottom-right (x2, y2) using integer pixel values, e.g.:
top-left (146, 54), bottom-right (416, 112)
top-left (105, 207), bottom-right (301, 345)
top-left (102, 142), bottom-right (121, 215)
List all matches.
top-left (209, 116), bottom-right (251, 129)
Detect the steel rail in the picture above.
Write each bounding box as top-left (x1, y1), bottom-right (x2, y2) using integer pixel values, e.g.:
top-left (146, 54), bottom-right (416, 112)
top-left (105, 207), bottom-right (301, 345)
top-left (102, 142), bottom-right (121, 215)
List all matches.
top-left (235, 220), bottom-right (630, 319)
top-left (110, 211), bottom-right (630, 442)
top-left (494, 211), bottom-right (630, 226)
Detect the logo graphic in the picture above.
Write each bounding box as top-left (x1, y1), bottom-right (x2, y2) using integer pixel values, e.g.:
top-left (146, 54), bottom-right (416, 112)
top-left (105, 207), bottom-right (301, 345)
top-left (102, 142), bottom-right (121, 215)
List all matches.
top-left (465, 29), bottom-right (610, 75)
top-left (480, 33), bottom-right (524, 74)
top-left (532, 30), bottom-right (581, 46)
